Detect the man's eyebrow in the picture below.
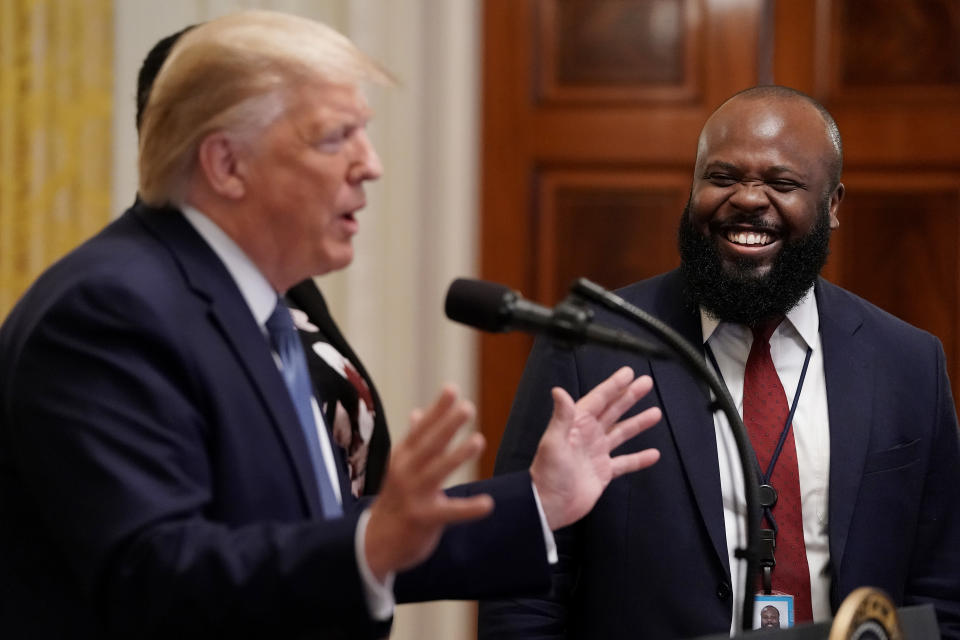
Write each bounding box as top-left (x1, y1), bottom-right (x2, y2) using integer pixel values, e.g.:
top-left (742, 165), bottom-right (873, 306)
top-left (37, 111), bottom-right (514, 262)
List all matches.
top-left (702, 161), bottom-right (739, 172)
top-left (765, 165), bottom-right (810, 183)
top-left (767, 164), bottom-right (802, 175)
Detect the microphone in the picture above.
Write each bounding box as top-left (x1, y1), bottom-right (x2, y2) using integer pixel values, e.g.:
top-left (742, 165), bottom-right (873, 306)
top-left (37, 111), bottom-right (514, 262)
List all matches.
top-left (444, 278), bottom-right (666, 358)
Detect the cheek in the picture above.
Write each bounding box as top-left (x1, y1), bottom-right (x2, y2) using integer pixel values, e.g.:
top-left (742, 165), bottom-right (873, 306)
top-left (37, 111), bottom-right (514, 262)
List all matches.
top-left (687, 193), bottom-right (716, 231)
top-left (777, 198), bottom-right (821, 236)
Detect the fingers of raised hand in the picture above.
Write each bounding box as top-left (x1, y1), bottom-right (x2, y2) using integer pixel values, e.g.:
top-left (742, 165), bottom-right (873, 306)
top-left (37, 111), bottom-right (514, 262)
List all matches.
top-left (609, 448), bottom-right (661, 479)
top-left (596, 374), bottom-right (654, 427)
top-left (364, 487), bottom-right (493, 579)
top-left (407, 385), bottom-right (460, 441)
top-left (548, 386), bottom-right (576, 428)
top-left (428, 492), bottom-right (495, 526)
top-left (417, 431), bottom-right (486, 491)
top-left (605, 405), bottom-right (661, 451)
top-left (406, 395), bottom-right (476, 471)
top-left (386, 455), bottom-right (494, 531)
top-left (575, 366), bottom-right (635, 416)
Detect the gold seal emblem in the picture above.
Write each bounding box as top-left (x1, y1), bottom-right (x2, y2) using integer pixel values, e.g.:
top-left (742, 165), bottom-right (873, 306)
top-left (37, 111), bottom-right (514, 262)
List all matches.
top-left (829, 587), bottom-right (903, 640)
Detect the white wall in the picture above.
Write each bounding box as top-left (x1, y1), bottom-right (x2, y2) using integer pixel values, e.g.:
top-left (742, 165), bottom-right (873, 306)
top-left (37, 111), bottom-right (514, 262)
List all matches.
top-left (112, 2), bottom-right (480, 637)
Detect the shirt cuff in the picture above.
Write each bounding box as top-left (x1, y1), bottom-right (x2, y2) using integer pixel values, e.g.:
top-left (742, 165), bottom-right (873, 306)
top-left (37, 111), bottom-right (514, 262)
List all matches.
top-left (531, 481), bottom-right (558, 565)
top-left (355, 508), bottom-right (396, 621)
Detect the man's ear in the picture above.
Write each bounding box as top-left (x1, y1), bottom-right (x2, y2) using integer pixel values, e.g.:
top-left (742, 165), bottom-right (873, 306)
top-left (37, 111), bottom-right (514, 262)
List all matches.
top-left (196, 132), bottom-right (246, 200)
top-left (828, 182), bottom-right (845, 229)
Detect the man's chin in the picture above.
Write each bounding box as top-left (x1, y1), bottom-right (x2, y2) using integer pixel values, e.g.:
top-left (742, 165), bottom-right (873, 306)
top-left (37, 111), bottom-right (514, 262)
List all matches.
top-left (719, 256), bottom-right (774, 281)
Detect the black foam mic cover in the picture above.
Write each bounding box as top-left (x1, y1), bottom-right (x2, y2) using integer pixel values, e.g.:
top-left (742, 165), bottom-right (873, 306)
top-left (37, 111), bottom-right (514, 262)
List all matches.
top-left (444, 278), bottom-right (514, 333)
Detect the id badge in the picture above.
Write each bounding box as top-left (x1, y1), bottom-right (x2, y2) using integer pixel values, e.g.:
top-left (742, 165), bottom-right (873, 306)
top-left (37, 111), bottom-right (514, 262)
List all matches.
top-left (753, 593), bottom-right (794, 629)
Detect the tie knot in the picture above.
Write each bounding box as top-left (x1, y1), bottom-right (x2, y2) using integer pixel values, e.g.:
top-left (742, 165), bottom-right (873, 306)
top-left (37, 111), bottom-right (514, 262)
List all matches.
top-left (265, 299), bottom-right (296, 346)
top-left (750, 316), bottom-right (784, 346)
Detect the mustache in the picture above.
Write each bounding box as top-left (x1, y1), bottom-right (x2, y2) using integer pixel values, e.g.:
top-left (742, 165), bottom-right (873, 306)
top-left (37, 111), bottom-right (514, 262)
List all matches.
top-left (710, 213), bottom-right (783, 233)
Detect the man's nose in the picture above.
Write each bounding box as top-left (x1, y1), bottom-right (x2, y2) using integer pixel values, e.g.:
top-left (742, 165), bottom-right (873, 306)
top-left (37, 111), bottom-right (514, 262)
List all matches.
top-left (728, 180), bottom-right (771, 211)
top-left (349, 129), bottom-right (382, 183)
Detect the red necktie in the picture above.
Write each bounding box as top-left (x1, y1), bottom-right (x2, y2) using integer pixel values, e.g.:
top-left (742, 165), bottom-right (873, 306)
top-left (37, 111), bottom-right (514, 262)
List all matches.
top-left (743, 318), bottom-right (812, 623)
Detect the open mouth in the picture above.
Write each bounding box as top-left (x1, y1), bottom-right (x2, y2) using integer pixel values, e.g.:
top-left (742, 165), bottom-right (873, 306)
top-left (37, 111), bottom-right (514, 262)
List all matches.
top-left (725, 230), bottom-right (774, 247)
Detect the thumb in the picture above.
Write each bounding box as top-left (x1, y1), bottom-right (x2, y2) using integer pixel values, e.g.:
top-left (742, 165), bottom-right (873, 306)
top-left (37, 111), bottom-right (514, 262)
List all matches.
top-left (549, 386), bottom-right (576, 432)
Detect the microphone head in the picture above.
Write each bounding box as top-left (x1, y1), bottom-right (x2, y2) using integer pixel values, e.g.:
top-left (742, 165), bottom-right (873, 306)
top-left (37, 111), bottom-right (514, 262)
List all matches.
top-left (444, 278), bottom-right (514, 333)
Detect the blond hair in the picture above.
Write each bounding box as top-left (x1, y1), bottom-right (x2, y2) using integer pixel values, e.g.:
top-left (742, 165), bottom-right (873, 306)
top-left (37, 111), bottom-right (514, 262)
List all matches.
top-left (138, 10), bottom-right (392, 205)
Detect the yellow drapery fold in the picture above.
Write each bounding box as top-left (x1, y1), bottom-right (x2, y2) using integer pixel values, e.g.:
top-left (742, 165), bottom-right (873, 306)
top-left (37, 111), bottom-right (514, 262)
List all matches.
top-left (0, 0), bottom-right (113, 317)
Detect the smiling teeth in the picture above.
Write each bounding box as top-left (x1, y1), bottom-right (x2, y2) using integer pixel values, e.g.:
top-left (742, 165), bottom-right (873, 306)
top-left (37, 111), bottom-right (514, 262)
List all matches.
top-left (728, 231), bottom-right (772, 246)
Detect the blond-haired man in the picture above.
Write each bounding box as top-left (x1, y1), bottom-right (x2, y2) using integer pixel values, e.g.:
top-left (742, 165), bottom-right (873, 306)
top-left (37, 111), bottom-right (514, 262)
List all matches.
top-left (0, 11), bottom-right (661, 638)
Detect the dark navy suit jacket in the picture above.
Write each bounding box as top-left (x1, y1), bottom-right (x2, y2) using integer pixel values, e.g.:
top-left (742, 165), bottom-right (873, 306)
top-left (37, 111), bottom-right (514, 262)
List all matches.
top-left (0, 203), bottom-right (549, 638)
top-left (479, 269), bottom-right (960, 639)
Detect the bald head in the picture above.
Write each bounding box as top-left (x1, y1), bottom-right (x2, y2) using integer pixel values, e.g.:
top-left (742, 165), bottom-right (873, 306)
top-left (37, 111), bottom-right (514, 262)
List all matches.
top-left (697, 86), bottom-right (842, 194)
top-left (678, 85), bottom-right (844, 324)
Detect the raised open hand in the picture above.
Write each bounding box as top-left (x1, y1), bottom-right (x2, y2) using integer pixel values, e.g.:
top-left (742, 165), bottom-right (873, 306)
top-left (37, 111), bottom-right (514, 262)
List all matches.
top-left (364, 385), bottom-right (494, 583)
top-left (530, 366), bottom-right (661, 530)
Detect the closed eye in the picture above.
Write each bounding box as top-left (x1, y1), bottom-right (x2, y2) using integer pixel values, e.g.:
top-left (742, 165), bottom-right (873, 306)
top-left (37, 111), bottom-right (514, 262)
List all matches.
top-left (705, 172), bottom-right (738, 187)
top-left (314, 125), bottom-right (358, 152)
top-left (766, 179), bottom-right (806, 193)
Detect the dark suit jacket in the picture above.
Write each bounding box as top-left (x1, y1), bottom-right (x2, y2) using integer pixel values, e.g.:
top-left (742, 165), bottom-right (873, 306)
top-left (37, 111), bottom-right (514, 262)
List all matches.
top-left (0, 203), bottom-right (549, 638)
top-left (479, 269), bottom-right (960, 639)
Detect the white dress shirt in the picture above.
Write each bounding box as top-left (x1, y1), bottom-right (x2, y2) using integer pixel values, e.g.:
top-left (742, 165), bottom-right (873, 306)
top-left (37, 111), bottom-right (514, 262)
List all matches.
top-left (701, 288), bottom-right (832, 631)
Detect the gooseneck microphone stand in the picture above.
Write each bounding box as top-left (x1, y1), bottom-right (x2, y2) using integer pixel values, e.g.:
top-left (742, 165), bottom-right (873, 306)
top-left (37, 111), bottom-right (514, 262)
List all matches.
top-left (570, 277), bottom-right (761, 633)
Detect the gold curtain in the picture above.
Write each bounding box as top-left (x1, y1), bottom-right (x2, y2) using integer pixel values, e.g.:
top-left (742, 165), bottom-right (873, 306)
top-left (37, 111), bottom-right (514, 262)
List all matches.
top-left (0, 0), bottom-right (113, 317)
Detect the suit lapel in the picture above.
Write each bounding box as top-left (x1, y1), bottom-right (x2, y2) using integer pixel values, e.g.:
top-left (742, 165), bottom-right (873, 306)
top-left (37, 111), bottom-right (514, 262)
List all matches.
top-left (816, 279), bottom-right (874, 576)
top-left (134, 205), bottom-right (324, 518)
top-left (647, 272), bottom-right (730, 574)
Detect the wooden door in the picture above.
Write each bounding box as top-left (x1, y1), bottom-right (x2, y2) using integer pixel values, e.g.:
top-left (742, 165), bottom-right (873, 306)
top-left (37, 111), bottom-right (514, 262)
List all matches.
top-left (478, 0), bottom-right (960, 477)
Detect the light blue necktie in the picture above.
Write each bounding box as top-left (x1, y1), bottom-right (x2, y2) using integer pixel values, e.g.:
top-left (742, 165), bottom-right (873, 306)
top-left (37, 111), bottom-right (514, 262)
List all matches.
top-left (265, 299), bottom-right (343, 519)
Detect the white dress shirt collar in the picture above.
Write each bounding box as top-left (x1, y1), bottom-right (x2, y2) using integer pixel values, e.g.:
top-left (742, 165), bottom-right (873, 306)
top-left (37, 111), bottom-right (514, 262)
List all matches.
top-left (180, 204), bottom-right (278, 325)
top-left (700, 285), bottom-right (820, 349)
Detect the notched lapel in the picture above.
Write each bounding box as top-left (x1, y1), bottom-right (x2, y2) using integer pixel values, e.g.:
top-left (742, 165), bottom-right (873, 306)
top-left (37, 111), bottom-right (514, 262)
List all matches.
top-left (648, 279), bottom-right (730, 574)
top-left (816, 280), bottom-right (874, 575)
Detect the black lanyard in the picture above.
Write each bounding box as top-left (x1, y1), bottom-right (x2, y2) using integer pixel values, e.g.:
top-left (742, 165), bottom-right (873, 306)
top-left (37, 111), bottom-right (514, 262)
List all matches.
top-left (704, 339), bottom-right (812, 535)
top-left (705, 335), bottom-right (812, 592)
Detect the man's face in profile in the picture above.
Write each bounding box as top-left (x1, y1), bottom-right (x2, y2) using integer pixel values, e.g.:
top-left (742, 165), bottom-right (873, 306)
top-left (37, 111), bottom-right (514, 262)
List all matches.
top-left (761, 605), bottom-right (781, 629)
top-left (240, 81), bottom-right (383, 283)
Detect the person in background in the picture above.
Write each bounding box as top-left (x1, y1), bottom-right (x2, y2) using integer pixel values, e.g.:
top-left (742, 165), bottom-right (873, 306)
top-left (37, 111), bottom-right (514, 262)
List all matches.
top-left (0, 11), bottom-right (663, 638)
top-left (480, 85), bottom-right (960, 639)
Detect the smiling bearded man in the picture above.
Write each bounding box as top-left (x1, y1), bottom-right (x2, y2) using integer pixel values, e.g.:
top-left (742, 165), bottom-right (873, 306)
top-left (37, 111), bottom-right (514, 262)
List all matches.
top-left (481, 85), bottom-right (960, 640)
top-left (678, 86), bottom-right (842, 327)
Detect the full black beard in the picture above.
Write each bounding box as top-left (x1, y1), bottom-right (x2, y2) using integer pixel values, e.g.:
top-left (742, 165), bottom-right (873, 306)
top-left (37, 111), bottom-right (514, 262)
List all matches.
top-left (677, 200), bottom-right (832, 325)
